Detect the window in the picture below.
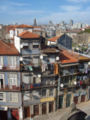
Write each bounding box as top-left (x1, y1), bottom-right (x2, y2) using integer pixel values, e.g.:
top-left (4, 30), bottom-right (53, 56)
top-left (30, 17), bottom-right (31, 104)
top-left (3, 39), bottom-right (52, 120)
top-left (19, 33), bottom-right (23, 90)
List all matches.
top-left (0, 92), bottom-right (6, 102)
top-left (33, 42), bottom-right (39, 49)
top-left (9, 74), bottom-right (17, 87)
top-left (0, 56), bottom-right (3, 67)
top-left (0, 74), bottom-right (4, 88)
top-left (33, 45), bottom-right (39, 48)
top-left (42, 89), bottom-right (46, 97)
top-left (49, 89), bottom-right (53, 96)
top-left (23, 74), bottom-right (30, 84)
top-left (33, 56), bottom-right (39, 64)
top-left (8, 56), bottom-right (16, 68)
top-left (10, 93), bottom-right (18, 103)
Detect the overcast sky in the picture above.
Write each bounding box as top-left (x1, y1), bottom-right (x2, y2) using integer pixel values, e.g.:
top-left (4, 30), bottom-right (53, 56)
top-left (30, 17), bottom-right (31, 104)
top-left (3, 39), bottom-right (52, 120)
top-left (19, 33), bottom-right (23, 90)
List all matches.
top-left (0, 0), bottom-right (90, 25)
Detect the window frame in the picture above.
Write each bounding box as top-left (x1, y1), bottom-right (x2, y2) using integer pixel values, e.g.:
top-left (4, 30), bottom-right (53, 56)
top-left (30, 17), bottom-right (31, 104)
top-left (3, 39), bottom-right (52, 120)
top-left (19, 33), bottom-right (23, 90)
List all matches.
top-left (8, 73), bottom-right (17, 87)
top-left (0, 56), bottom-right (3, 67)
top-left (8, 56), bottom-right (17, 68)
top-left (0, 92), bottom-right (6, 102)
top-left (10, 93), bottom-right (18, 103)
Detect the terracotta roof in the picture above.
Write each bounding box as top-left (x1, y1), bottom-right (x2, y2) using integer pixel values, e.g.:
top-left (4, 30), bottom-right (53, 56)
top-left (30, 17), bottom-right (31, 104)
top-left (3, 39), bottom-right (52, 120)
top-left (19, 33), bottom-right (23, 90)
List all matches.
top-left (33, 26), bottom-right (41, 28)
top-left (16, 24), bottom-right (33, 28)
top-left (79, 55), bottom-right (90, 61)
top-left (6, 25), bottom-right (17, 32)
top-left (60, 50), bottom-right (78, 64)
top-left (19, 31), bottom-right (40, 39)
top-left (6, 24), bottom-right (33, 32)
top-left (42, 48), bottom-right (59, 53)
top-left (0, 40), bottom-right (19, 55)
top-left (60, 49), bottom-right (90, 64)
top-left (48, 36), bottom-right (61, 42)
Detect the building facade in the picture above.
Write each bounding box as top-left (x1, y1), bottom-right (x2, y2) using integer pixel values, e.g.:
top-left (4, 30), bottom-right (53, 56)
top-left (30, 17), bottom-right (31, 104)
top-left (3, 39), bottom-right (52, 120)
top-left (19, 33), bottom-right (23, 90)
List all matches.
top-left (0, 40), bottom-right (22, 120)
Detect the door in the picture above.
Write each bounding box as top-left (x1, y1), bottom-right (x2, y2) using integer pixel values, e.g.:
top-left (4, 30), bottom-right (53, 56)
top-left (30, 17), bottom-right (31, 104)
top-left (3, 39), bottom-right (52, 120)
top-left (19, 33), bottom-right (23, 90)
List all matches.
top-left (73, 96), bottom-right (78, 104)
top-left (42, 103), bottom-right (47, 114)
top-left (0, 74), bottom-right (4, 89)
top-left (58, 95), bottom-right (63, 109)
top-left (34, 105), bottom-right (39, 116)
top-left (66, 94), bottom-right (71, 107)
top-left (49, 102), bottom-right (53, 113)
top-left (81, 95), bottom-right (85, 102)
top-left (0, 111), bottom-right (7, 120)
top-left (24, 107), bottom-right (30, 118)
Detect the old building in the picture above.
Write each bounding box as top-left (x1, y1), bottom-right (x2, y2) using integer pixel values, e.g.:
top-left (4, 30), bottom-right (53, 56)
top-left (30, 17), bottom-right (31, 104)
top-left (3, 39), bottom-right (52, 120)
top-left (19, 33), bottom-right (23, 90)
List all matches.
top-left (0, 23), bottom-right (90, 120)
top-left (40, 47), bottom-right (60, 115)
top-left (18, 31), bottom-right (59, 119)
top-left (0, 40), bottom-right (22, 120)
top-left (47, 34), bottom-right (72, 49)
top-left (19, 31), bottom-right (45, 119)
top-left (57, 49), bottom-right (90, 110)
top-left (6, 24), bottom-right (33, 39)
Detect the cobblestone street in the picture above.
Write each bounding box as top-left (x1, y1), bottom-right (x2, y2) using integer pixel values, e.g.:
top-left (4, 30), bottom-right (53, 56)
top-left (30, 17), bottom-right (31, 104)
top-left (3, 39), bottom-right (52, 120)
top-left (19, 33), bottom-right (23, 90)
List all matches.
top-left (32, 101), bottom-right (90, 120)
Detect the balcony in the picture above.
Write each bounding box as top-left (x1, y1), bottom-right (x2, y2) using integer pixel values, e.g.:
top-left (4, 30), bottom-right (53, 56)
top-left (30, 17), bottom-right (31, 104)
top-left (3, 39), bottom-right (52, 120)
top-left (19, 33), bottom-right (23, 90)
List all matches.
top-left (20, 63), bottom-right (41, 72)
top-left (0, 66), bottom-right (20, 71)
top-left (0, 85), bottom-right (21, 91)
top-left (61, 69), bottom-right (78, 76)
top-left (22, 49), bottom-right (40, 55)
top-left (22, 83), bottom-right (57, 91)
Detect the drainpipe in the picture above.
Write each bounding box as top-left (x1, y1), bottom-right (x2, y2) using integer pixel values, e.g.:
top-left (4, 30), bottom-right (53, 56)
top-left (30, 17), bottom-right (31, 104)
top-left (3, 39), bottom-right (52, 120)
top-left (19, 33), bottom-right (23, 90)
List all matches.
top-left (56, 76), bottom-right (60, 110)
top-left (20, 54), bottom-right (24, 120)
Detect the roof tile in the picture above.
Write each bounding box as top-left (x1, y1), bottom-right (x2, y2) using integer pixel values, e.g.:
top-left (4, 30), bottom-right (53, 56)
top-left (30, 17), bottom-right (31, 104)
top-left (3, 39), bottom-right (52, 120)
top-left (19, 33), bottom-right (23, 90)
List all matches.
top-left (19, 31), bottom-right (40, 39)
top-left (0, 40), bottom-right (19, 55)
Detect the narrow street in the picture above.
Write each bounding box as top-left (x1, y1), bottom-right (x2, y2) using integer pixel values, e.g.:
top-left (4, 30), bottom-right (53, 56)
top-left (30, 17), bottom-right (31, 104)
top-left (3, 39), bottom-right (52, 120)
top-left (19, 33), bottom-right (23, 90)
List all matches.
top-left (33, 101), bottom-right (90, 120)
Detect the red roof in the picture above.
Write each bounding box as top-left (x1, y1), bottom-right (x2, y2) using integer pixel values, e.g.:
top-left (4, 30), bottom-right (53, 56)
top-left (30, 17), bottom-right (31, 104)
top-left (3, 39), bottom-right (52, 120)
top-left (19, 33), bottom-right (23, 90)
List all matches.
top-left (19, 31), bottom-right (40, 39)
top-left (6, 25), bottom-right (17, 33)
top-left (16, 24), bottom-right (33, 28)
top-left (60, 50), bottom-right (78, 64)
top-left (48, 36), bottom-right (61, 42)
top-left (0, 40), bottom-right (19, 55)
top-left (6, 24), bottom-right (33, 33)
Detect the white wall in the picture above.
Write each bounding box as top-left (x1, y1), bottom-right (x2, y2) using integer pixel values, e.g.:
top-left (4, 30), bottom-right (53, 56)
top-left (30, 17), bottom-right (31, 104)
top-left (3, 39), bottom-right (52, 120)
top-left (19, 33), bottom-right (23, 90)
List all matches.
top-left (9, 30), bottom-right (14, 38)
top-left (14, 36), bottom-right (21, 53)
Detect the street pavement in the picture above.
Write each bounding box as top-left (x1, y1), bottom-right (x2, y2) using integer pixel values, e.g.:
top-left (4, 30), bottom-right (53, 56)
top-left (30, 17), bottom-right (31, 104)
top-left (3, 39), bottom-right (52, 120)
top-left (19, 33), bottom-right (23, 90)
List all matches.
top-left (33, 101), bottom-right (90, 120)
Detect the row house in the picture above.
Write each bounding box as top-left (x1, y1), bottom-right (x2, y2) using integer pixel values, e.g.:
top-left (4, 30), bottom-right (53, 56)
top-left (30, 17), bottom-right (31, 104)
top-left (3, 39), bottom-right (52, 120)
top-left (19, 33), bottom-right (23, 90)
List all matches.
top-left (57, 49), bottom-right (90, 110)
top-left (18, 31), bottom-right (59, 119)
top-left (0, 40), bottom-right (22, 120)
top-left (39, 47), bottom-right (60, 115)
top-left (15, 28), bottom-right (89, 119)
top-left (47, 34), bottom-right (72, 49)
top-left (18, 31), bottom-right (45, 119)
top-left (6, 24), bottom-right (33, 39)
top-left (1, 26), bottom-right (90, 120)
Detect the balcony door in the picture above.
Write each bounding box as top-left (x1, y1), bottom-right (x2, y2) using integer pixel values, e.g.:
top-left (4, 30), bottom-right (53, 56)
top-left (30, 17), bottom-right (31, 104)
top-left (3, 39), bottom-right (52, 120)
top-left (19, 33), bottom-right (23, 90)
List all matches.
top-left (0, 74), bottom-right (5, 89)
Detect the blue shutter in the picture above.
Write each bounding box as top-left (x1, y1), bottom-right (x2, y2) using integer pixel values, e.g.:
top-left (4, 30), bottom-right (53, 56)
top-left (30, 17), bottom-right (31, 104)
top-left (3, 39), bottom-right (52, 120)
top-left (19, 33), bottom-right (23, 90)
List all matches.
top-left (4, 56), bottom-right (8, 67)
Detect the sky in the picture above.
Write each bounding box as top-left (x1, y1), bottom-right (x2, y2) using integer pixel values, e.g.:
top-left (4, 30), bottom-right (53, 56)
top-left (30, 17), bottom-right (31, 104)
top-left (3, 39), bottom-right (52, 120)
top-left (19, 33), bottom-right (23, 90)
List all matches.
top-left (0, 0), bottom-right (90, 25)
